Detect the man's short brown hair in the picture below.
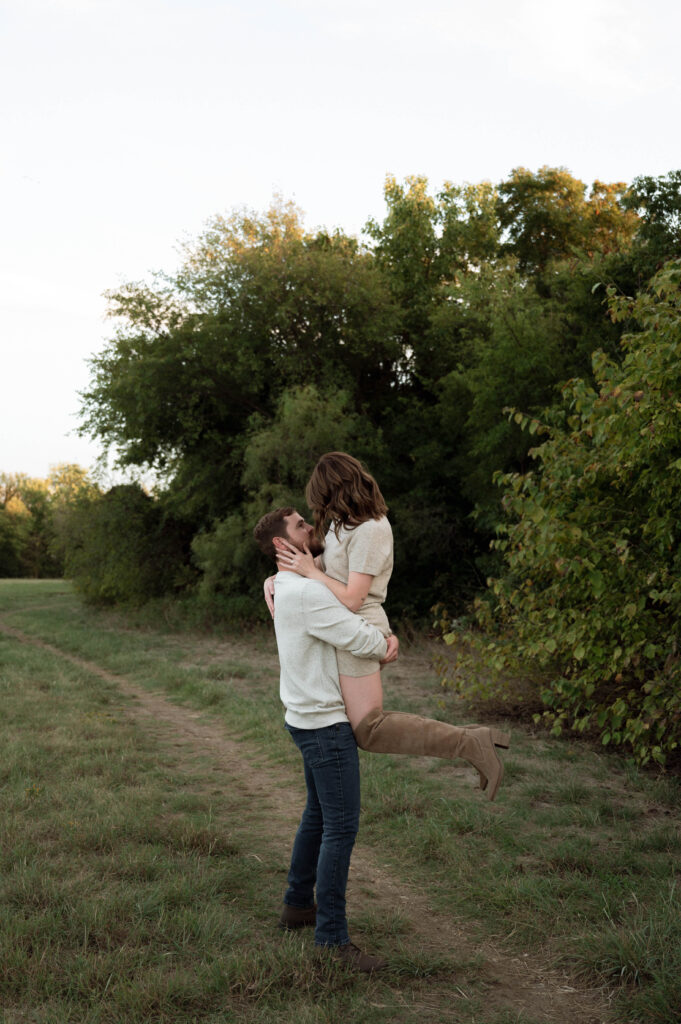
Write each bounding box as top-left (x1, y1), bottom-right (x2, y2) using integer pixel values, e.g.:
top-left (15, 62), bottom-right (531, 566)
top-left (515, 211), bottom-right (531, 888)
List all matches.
top-left (253, 507), bottom-right (295, 561)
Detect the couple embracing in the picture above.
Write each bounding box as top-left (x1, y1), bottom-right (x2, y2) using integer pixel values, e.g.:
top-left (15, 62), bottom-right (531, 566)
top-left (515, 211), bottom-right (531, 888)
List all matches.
top-left (253, 452), bottom-right (509, 973)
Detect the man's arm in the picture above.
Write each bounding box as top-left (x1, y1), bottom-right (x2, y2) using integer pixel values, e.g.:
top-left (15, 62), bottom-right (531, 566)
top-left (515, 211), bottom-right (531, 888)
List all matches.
top-left (302, 583), bottom-right (388, 661)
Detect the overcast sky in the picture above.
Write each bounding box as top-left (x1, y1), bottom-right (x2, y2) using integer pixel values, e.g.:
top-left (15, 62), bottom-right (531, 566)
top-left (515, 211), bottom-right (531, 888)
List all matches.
top-left (2, 0), bottom-right (680, 479)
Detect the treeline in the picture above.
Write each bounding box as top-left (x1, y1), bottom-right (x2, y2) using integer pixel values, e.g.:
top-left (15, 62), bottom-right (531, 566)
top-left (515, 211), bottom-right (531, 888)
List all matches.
top-left (65, 167), bottom-right (680, 640)
top-left (0, 466), bottom-right (98, 578)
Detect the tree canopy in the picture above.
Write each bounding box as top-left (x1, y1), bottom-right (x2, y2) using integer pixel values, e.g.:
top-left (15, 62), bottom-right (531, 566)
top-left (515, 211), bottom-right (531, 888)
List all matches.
top-left (68, 167), bottom-right (681, 632)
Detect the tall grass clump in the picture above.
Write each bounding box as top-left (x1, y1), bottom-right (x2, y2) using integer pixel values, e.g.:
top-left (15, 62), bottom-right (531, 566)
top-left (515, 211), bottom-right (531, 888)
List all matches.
top-left (567, 883), bottom-right (681, 1022)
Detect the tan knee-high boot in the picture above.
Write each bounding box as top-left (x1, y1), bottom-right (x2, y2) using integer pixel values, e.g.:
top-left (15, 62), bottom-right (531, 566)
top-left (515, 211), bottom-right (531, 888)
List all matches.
top-left (354, 709), bottom-right (510, 801)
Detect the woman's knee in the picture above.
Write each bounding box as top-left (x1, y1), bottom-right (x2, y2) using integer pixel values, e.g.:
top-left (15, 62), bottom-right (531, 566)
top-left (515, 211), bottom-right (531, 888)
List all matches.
top-left (353, 707), bottom-right (385, 750)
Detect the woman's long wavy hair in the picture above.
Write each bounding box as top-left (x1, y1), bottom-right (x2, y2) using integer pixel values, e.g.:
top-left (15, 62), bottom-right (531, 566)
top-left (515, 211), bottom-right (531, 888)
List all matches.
top-left (305, 452), bottom-right (388, 542)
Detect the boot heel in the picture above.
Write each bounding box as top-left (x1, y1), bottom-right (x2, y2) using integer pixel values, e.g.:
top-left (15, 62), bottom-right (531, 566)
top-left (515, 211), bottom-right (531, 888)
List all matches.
top-left (490, 729), bottom-right (510, 749)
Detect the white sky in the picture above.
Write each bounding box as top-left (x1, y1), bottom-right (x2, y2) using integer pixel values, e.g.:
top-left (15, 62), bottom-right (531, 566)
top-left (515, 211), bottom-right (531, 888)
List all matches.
top-left (2, 0), bottom-right (680, 479)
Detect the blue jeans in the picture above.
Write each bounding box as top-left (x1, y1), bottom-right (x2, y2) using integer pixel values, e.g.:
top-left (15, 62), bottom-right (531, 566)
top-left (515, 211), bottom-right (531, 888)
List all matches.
top-left (284, 722), bottom-right (360, 947)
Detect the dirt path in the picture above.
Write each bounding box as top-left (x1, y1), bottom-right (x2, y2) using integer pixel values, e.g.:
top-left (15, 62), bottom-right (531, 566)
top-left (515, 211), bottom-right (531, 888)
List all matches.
top-left (0, 619), bottom-right (612, 1024)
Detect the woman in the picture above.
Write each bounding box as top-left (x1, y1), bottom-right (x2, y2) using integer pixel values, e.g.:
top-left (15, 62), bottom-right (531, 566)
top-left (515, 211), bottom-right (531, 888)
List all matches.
top-left (269, 452), bottom-right (509, 800)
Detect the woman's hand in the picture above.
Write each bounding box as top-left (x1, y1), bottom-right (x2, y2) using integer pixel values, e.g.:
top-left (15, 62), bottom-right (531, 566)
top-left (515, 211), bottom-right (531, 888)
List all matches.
top-left (276, 540), bottom-right (318, 578)
top-left (263, 575), bottom-right (276, 619)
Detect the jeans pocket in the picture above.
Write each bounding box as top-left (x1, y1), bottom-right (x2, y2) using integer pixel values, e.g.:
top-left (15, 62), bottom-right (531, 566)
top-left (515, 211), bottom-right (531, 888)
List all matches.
top-left (288, 725), bottom-right (326, 768)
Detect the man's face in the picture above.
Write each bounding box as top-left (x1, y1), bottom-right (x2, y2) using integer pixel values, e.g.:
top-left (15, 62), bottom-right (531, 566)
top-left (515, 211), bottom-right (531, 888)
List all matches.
top-left (282, 511), bottom-right (325, 557)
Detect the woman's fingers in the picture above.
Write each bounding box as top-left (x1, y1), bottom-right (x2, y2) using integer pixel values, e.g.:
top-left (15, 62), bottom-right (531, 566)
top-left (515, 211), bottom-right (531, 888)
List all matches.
top-left (263, 577), bottom-right (276, 618)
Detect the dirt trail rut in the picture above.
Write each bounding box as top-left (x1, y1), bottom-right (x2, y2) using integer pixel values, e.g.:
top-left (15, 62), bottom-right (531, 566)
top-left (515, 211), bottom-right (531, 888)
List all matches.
top-left (0, 619), bottom-right (612, 1023)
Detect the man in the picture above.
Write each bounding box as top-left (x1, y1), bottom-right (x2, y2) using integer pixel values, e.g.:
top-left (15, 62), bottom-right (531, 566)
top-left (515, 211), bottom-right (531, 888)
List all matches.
top-left (253, 507), bottom-right (397, 973)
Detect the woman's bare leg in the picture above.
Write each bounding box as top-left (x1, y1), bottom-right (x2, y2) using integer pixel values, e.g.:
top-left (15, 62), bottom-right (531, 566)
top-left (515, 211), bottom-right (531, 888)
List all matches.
top-left (339, 671), bottom-right (383, 730)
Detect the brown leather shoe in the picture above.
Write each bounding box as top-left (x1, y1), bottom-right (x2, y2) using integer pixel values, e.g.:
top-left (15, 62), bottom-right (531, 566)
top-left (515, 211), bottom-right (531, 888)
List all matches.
top-left (278, 903), bottom-right (316, 930)
top-left (327, 942), bottom-right (387, 973)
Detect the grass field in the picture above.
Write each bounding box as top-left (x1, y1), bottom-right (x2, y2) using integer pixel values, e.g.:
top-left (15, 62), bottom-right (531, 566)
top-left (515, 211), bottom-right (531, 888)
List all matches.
top-left (1, 580), bottom-right (680, 1023)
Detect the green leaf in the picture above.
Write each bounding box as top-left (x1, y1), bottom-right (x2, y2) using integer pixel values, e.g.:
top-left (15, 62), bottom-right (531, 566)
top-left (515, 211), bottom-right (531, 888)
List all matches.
top-left (589, 571), bottom-right (605, 597)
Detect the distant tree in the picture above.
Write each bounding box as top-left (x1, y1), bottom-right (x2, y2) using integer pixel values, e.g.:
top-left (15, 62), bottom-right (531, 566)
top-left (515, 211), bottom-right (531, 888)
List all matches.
top-left (0, 473), bottom-right (54, 576)
top-left (16, 479), bottom-right (58, 577)
top-left (0, 465), bottom-right (101, 578)
top-left (0, 473), bottom-right (23, 508)
top-left (49, 464), bottom-right (102, 573)
top-left (64, 484), bottom-right (190, 604)
top-left (0, 508), bottom-right (26, 576)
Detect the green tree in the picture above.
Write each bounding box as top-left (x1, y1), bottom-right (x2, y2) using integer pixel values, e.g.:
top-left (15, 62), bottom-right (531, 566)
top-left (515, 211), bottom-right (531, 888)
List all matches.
top-left (192, 385), bottom-right (384, 615)
top-left (80, 199), bottom-right (401, 515)
top-left (624, 170), bottom-right (681, 281)
top-left (497, 166), bottom-right (637, 276)
top-left (448, 261), bottom-right (681, 765)
top-left (49, 464), bottom-right (102, 573)
top-left (0, 508), bottom-right (26, 576)
top-left (0, 472), bottom-right (79, 577)
top-left (365, 174), bottom-right (501, 386)
top-left (16, 479), bottom-right (58, 578)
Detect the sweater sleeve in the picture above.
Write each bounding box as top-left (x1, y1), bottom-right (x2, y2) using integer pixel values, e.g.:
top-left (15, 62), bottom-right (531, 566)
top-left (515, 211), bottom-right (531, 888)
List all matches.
top-left (302, 582), bottom-right (388, 660)
top-left (346, 518), bottom-right (392, 576)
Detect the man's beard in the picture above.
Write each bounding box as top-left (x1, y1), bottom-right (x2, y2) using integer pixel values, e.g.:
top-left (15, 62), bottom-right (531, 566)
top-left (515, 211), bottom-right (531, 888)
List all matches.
top-left (306, 537), bottom-right (325, 558)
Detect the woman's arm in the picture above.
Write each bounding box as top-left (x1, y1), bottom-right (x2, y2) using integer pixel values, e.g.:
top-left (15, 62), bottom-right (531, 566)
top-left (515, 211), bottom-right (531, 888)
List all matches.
top-left (277, 541), bottom-right (372, 613)
top-left (263, 575), bottom-right (276, 618)
top-left (263, 557), bottom-right (321, 618)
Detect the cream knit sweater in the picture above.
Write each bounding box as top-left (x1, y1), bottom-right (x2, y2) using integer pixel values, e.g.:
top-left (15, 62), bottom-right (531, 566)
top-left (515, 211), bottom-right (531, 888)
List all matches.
top-left (273, 571), bottom-right (388, 729)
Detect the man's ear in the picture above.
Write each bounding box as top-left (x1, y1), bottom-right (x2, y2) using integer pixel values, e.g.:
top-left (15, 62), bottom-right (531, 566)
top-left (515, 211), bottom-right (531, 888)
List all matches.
top-left (272, 536), bottom-right (287, 553)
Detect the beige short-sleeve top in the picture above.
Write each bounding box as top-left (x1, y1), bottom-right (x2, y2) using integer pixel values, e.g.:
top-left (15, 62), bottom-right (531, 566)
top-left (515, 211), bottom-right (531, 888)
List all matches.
top-left (321, 516), bottom-right (393, 634)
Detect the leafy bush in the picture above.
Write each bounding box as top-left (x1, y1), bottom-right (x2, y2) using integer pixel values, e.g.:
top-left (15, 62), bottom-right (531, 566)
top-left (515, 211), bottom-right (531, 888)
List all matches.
top-left (64, 484), bottom-right (190, 605)
top-left (440, 261), bottom-right (681, 766)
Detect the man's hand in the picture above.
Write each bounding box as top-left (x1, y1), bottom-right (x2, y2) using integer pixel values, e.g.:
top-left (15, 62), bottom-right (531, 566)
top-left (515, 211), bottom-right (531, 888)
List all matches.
top-left (379, 634), bottom-right (399, 666)
top-left (263, 575), bottom-right (276, 619)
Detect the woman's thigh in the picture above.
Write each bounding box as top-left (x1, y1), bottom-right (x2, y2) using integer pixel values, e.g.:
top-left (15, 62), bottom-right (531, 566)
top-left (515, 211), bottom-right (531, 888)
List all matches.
top-left (339, 671), bottom-right (384, 730)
